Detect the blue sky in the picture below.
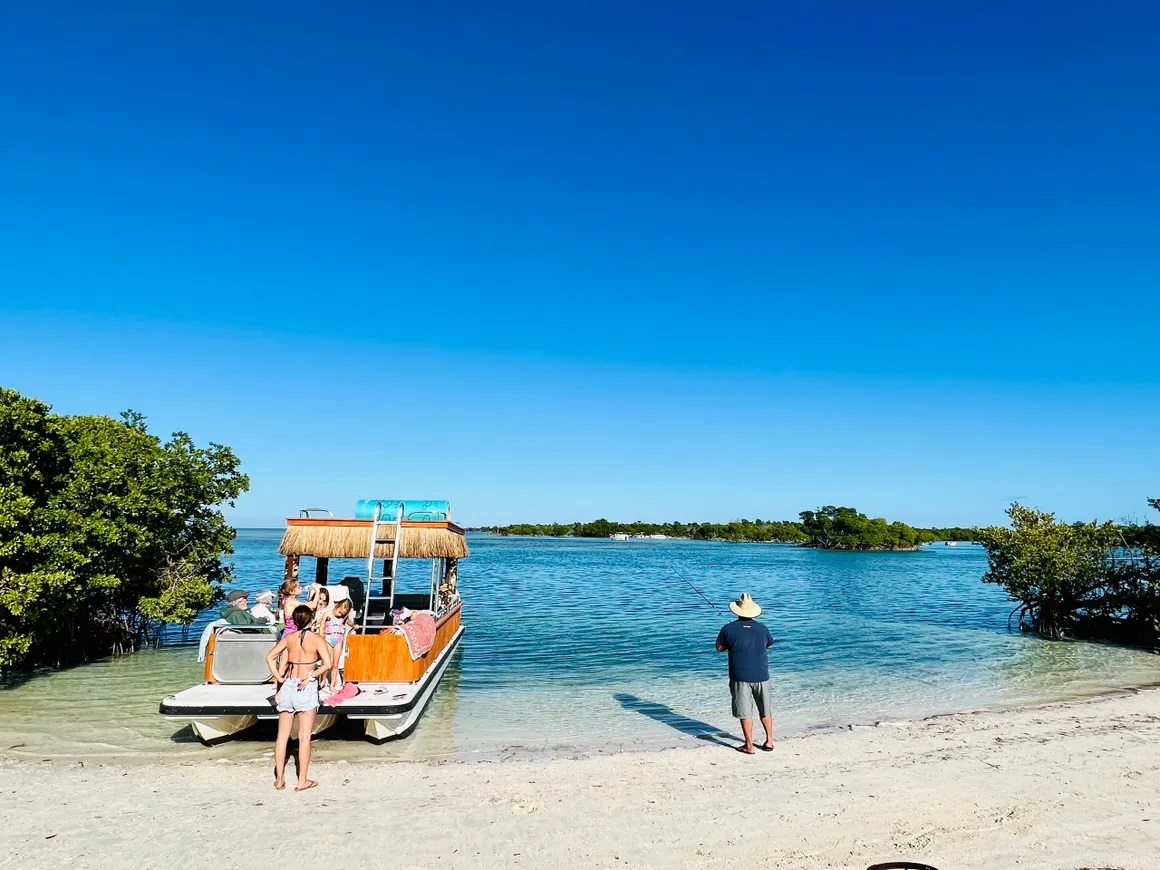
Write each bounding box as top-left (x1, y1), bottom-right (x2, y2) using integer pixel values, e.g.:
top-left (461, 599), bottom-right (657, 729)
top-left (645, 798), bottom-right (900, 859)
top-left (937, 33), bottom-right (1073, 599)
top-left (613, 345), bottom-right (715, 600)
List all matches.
top-left (2, 1), bottom-right (1158, 528)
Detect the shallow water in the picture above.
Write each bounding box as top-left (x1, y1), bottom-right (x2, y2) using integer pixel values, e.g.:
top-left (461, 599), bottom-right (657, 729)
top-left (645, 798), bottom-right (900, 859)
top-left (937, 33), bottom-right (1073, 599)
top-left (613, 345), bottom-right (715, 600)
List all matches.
top-left (3, 533), bottom-right (1159, 763)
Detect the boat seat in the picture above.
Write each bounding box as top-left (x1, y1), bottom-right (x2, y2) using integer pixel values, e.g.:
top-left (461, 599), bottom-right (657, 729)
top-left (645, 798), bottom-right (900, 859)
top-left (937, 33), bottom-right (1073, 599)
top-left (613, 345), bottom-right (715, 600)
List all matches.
top-left (340, 576), bottom-right (366, 613)
top-left (211, 627), bottom-right (279, 684)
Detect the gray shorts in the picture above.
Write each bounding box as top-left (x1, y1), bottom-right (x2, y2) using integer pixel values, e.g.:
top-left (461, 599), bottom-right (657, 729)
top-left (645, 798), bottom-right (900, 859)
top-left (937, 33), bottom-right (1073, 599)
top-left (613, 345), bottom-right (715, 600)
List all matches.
top-left (276, 677), bottom-right (319, 713)
top-left (730, 680), bottom-right (772, 719)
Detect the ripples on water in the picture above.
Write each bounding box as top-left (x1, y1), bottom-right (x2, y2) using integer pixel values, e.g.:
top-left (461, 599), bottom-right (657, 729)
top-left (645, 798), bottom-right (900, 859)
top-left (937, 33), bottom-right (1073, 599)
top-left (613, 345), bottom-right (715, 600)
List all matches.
top-left (2, 532), bottom-right (1158, 762)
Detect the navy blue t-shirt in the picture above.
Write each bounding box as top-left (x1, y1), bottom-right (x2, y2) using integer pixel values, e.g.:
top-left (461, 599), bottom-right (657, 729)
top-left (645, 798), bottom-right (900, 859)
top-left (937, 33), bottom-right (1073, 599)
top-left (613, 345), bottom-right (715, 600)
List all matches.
top-left (716, 619), bottom-right (774, 683)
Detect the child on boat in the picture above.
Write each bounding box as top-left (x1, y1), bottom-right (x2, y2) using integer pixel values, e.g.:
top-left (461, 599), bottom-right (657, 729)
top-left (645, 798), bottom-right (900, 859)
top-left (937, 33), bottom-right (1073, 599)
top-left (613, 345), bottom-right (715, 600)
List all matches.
top-left (277, 578), bottom-right (303, 637)
top-left (309, 586), bottom-right (331, 632)
top-left (320, 598), bottom-right (354, 695)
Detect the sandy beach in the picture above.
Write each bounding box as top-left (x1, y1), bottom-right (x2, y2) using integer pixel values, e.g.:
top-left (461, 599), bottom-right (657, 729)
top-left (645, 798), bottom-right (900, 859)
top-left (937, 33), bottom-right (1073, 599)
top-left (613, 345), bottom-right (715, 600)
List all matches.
top-left (3, 688), bottom-right (1158, 869)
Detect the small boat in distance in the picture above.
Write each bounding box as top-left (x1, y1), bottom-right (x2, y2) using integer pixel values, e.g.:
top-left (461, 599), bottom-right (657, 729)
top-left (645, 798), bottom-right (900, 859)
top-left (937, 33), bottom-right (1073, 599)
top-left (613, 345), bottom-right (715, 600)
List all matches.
top-left (610, 533), bottom-right (630, 541)
top-left (160, 499), bottom-right (467, 743)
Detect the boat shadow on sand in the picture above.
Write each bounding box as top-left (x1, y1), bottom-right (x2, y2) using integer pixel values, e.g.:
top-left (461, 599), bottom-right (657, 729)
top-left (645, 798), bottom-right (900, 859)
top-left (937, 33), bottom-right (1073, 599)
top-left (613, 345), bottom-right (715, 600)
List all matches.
top-left (613, 693), bottom-right (739, 749)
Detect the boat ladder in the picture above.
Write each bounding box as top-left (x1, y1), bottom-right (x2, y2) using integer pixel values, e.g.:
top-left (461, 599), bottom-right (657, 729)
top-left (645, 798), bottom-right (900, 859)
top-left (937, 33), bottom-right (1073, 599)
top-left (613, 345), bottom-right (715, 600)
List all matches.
top-left (362, 501), bottom-right (405, 633)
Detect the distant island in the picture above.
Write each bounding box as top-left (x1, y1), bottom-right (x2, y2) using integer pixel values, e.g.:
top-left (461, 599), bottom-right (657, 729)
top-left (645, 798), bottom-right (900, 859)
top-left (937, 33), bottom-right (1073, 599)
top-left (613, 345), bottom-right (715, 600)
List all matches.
top-left (475, 506), bottom-right (976, 551)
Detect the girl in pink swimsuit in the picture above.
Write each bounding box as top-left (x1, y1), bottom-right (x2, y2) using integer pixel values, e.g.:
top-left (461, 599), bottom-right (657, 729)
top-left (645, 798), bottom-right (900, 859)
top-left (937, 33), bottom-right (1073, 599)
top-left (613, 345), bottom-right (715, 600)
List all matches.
top-left (277, 578), bottom-right (302, 638)
top-left (321, 598), bottom-right (352, 693)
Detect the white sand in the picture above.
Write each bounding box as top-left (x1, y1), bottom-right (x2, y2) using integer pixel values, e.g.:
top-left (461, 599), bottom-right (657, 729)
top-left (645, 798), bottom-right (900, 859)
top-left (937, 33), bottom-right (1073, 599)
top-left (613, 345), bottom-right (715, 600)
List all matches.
top-left (4, 689), bottom-right (1160, 869)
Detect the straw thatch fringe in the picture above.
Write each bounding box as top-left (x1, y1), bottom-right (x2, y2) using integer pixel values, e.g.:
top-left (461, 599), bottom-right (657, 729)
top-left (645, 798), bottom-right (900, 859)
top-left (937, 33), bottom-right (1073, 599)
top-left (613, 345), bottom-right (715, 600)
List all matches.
top-left (279, 524), bottom-right (469, 560)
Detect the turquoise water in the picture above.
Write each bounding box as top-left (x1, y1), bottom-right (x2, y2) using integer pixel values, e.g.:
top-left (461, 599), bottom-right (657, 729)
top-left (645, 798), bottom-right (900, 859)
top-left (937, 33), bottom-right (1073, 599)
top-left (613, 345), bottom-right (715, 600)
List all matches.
top-left (3, 531), bottom-right (1159, 762)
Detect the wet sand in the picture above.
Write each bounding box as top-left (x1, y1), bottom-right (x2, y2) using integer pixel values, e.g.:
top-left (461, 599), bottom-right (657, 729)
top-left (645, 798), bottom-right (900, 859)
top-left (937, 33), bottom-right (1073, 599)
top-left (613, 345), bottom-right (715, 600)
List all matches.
top-left (4, 688), bottom-right (1160, 869)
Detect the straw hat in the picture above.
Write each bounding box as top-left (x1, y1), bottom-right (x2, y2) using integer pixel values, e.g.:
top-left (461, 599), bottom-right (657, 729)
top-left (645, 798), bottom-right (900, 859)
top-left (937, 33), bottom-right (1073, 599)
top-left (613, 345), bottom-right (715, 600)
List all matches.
top-left (729, 593), bottom-right (762, 618)
top-left (255, 589), bottom-right (274, 603)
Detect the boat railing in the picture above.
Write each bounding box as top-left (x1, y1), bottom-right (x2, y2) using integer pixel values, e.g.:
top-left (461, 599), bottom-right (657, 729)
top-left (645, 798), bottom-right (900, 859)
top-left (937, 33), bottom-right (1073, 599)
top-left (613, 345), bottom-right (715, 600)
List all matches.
top-left (298, 507), bottom-right (334, 517)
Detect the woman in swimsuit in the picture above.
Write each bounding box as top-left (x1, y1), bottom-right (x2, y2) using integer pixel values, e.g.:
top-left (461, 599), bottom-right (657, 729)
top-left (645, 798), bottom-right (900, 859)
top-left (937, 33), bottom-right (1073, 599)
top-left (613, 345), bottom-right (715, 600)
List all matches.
top-left (265, 605), bottom-right (332, 792)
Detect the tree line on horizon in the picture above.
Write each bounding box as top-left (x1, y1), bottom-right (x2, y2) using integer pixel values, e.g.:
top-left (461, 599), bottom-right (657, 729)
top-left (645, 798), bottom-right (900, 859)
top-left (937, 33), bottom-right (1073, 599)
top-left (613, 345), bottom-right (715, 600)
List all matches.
top-left (478, 507), bottom-right (978, 549)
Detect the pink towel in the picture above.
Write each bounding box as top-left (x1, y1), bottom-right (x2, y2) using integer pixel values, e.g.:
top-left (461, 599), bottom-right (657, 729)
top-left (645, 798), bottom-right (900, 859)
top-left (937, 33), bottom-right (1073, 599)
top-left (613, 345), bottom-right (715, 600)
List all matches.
top-left (397, 611), bottom-right (437, 659)
top-left (327, 683), bottom-right (360, 705)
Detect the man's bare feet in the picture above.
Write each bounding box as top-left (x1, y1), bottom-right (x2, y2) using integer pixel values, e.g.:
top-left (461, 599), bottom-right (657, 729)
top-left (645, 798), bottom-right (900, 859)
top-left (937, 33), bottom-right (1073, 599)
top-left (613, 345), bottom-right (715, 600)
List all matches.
top-left (295, 779), bottom-right (319, 792)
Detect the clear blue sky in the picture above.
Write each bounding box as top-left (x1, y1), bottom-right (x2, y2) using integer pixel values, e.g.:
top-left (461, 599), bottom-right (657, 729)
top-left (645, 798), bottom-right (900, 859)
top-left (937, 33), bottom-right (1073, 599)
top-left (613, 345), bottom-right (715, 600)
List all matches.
top-left (2, 1), bottom-right (1157, 528)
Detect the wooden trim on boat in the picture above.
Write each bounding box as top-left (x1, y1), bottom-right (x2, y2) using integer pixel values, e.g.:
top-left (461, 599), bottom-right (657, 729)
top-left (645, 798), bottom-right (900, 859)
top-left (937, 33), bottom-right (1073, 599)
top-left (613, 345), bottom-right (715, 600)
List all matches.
top-left (285, 517), bottom-right (466, 534)
top-left (343, 603), bottom-right (463, 683)
top-left (203, 633), bottom-right (216, 682)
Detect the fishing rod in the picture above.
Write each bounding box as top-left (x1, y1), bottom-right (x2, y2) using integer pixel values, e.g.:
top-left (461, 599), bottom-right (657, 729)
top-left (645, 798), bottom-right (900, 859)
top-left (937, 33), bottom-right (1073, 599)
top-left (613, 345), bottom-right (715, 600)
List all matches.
top-left (670, 562), bottom-right (729, 620)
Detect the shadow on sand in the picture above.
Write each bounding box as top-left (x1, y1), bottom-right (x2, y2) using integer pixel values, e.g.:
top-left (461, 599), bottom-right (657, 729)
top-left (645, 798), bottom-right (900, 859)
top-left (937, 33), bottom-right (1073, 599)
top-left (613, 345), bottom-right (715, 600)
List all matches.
top-left (613, 693), bottom-right (738, 749)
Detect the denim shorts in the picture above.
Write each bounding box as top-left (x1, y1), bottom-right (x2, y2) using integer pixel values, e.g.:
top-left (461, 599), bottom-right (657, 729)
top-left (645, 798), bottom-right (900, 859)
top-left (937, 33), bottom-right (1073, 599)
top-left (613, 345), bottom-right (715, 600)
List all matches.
top-left (276, 677), bottom-right (319, 713)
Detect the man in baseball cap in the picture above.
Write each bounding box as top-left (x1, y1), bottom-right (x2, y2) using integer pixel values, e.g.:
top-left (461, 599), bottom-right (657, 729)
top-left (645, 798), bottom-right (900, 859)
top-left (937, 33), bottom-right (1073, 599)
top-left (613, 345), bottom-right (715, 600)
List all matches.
top-left (220, 589), bottom-right (261, 625)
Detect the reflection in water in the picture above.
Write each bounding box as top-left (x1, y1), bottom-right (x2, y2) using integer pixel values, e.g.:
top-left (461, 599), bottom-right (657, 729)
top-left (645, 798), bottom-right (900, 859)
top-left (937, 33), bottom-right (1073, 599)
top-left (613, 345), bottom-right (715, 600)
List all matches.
top-left (3, 534), bottom-right (1160, 763)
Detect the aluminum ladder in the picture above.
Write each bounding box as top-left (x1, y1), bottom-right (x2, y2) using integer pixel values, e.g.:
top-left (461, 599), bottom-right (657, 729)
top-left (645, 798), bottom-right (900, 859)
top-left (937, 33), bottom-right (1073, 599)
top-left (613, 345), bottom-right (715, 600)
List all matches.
top-left (361, 501), bottom-right (405, 633)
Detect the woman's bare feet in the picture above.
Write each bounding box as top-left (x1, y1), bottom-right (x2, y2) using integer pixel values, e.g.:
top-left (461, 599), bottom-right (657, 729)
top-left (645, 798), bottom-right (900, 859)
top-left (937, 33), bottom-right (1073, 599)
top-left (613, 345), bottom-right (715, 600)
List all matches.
top-left (295, 779), bottom-right (318, 792)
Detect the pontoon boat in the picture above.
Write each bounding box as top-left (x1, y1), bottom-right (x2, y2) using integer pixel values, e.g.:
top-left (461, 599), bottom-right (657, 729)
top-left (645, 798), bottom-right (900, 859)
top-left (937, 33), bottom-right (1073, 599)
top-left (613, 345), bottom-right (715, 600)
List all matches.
top-left (160, 499), bottom-right (467, 743)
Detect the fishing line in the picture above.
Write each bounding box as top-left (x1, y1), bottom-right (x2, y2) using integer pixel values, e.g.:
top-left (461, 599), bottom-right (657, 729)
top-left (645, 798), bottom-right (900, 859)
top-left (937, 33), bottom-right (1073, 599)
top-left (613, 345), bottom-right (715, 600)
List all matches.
top-left (669, 562), bottom-right (729, 620)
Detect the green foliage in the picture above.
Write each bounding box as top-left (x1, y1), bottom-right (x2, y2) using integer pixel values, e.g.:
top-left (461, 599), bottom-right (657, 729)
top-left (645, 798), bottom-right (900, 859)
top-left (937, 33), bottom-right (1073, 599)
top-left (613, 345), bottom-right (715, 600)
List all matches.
top-left (481, 511), bottom-right (961, 547)
top-left (935, 527), bottom-right (978, 542)
top-left (1122, 500), bottom-right (1160, 552)
top-left (0, 387), bottom-right (249, 670)
top-left (979, 501), bottom-right (1160, 644)
top-left (482, 518), bottom-right (810, 542)
top-left (798, 506), bottom-right (937, 550)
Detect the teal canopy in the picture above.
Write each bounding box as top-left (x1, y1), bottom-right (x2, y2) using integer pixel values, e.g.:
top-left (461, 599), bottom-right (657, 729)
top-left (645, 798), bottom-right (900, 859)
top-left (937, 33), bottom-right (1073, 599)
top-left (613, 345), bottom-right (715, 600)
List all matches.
top-left (354, 499), bottom-right (450, 522)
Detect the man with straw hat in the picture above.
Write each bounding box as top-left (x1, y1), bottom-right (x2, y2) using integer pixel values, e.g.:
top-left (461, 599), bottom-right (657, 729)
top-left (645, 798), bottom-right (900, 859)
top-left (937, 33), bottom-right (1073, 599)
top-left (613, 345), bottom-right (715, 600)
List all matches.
top-left (715, 593), bottom-right (775, 755)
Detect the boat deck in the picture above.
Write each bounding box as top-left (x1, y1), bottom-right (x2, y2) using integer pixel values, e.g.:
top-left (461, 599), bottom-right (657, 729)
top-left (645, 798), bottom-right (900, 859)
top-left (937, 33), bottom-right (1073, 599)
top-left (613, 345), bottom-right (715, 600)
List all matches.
top-left (161, 677), bottom-right (426, 717)
top-left (160, 626), bottom-right (464, 719)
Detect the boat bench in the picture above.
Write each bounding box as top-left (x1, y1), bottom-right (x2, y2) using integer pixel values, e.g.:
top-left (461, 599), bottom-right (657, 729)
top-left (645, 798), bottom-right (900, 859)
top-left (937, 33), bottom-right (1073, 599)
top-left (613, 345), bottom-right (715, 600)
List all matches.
top-left (211, 628), bottom-right (279, 684)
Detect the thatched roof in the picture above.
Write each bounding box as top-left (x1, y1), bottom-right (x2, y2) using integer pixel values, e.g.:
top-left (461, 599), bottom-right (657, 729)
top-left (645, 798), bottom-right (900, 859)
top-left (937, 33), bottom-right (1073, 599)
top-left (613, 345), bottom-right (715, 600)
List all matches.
top-left (279, 518), bottom-right (469, 560)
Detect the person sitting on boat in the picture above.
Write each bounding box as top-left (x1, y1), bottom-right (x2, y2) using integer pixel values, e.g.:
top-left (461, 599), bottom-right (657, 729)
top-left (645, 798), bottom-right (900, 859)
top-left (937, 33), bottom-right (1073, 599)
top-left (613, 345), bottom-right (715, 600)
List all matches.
top-left (221, 590), bottom-right (261, 625)
top-left (250, 589), bottom-right (277, 624)
top-left (715, 593), bottom-right (775, 755)
top-left (265, 605), bottom-right (332, 792)
top-left (277, 578), bottom-right (303, 637)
